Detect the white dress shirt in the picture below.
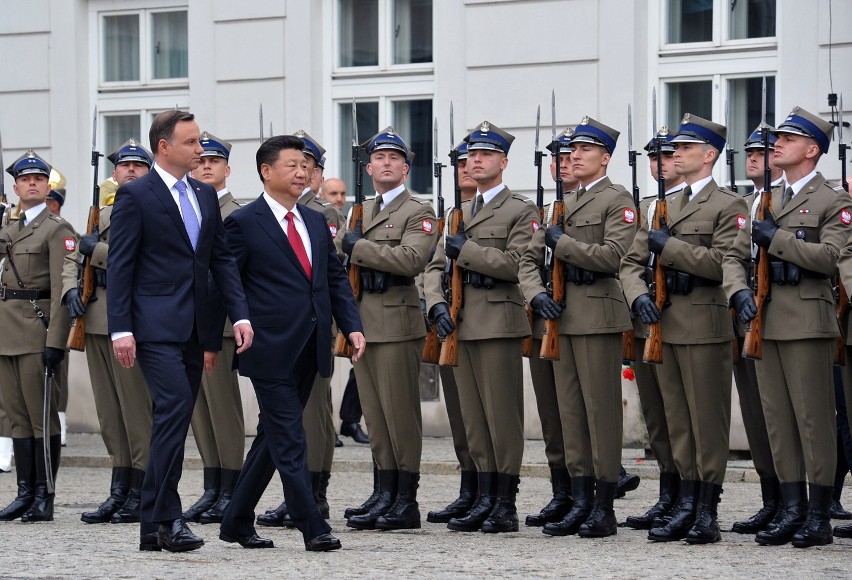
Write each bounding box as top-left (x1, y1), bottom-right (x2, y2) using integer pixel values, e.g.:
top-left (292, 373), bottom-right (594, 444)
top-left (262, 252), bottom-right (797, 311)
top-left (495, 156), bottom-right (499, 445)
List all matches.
top-left (263, 192), bottom-right (313, 266)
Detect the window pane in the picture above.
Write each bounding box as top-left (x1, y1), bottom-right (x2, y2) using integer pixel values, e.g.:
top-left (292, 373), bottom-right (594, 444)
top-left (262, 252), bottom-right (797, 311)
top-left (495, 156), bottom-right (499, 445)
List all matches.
top-left (103, 114), bottom-right (142, 178)
top-left (666, 80), bottom-right (712, 129)
top-left (339, 101), bottom-right (379, 204)
top-left (103, 15), bottom-right (140, 82)
top-left (339, 0), bottom-right (379, 67)
top-left (393, 99), bottom-right (432, 196)
top-left (727, 76), bottom-right (775, 186)
top-left (393, 0), bottom-right (432, 65)
top-left (729, 0), bottom-right (776, 40)
top-left (668, 0), bottom-right (713, 43)
top-left (151, 11), bottom-right (188, 80)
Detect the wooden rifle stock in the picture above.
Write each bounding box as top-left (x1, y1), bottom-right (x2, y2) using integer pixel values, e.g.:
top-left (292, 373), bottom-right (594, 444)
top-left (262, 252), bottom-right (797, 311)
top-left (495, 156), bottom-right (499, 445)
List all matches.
top-left (334, 203), bottom-right (363, 358)
top-left (642, 198), bottom-right (667, 364)
top-left (421, 215), bottom-right (446, 364)
top-left (438, 208), bottom-right (464, 367)
top-left (522, 206), bottom-right (546, 358)
top-left (67, 206), bottom-right (100, 351)
top-left (834, 277), bottom-right (849, 366)
top-left (539, 201), bottom-right (565, 361)
top-left (741, 192), bottom-right (771, 360)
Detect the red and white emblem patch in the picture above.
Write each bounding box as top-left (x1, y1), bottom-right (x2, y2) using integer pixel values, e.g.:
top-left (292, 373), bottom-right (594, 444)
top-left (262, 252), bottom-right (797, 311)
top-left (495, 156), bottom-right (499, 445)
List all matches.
top-left (532, 220), bottom-right (540, 233)
top-left (328, 224), bottom-right (338, 238)
top-left (736, 215), bottom-right (746, 229)
top-left (422, 219), bottom-right (434, 233)
top-left (624, 209), bottom-right (636, 224)
top-left (64, 238), bottom-right (76, 251)
top-left (842, 209), bottom-right (852, 225)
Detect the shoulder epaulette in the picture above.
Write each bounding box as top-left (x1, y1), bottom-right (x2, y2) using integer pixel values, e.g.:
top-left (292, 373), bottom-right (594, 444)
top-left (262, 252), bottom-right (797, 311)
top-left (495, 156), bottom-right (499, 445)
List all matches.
top-left (717, 187), bottom-right (739, 197)
top-left (48, 214), bottom-right (65, 223)
top-left (511, 193), bottom-right (535, 204)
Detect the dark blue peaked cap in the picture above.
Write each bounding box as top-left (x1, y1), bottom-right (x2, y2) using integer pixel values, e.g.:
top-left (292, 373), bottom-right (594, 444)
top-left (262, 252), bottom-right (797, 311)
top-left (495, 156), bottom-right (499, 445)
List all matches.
top-left (744, 123), bottom-right (777, 150)
top-left (363, 126), bottom-right (410, 158)
top-left (199, 132), bottom-right (232, 160)
top-left (6, 150), bottom-right (51, 178)
top-left (570, 116), bottom-right (619, 154)
top-left (773, 106), bottom-right (834, 154)
top-left (671, 113), bottom-right (727, 152)
top-left (107, 138), bottom-right (154, 167)
top-left (465, 121), bottom-right (515, 154)
top-left (292, 129), bottom-right (326, 163)
top-left (644, 126), bottom-right (676, 154)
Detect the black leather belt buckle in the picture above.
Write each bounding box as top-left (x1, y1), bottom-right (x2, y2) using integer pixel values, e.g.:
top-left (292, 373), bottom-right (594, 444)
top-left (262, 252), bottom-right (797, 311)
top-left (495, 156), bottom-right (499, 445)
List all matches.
top-left (0, 285), bottom-right (5, 300)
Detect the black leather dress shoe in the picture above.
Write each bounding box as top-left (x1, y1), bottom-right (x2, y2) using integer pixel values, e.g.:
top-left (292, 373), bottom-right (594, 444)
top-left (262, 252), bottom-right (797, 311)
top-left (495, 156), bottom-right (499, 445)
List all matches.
top-left (335, 436), bottom-right (344, 448)
top-left (305, 532), bottom-right (342, 552)
top-left (139, 532), bottom-right (162, 552)
top-left (340, 422), bottom-right (369, 444)
top-left (157, 519), bottom-right (204, 552)
top-left (219, 532), bottom-right (274, 549)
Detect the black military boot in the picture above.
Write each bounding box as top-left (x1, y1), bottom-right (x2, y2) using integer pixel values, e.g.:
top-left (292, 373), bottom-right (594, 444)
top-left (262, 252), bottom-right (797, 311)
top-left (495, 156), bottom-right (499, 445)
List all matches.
top-left (791, 483), bottom-right (834, 548)
top-left (579, 479), bottom-right (618, 538)
top-left (111, 468), bottom-right (144, 523)
top-left (648, 479), bottom-right (698, 542)
top-left (526, 467), bottom-right (572, 527)
top-left (344, 465), bottom-right (380, 519)
top-left (685, 482), bottom-right (723, 544)
top-left (199, 468), bottom-right (239, 524)
top-left (542, 476), bottom-right (594, 537)
top-left (755, 481), bottom-right (807, 545)
top-left (428, 470), bottom-right (477, 523)
top-left (82, 467), bottom-right (130, 523)
top-left (731, 476), bottom-right (778, 534)
top-left (447, 472), bottom-right (497, 532)
top-left (318, 471), bottom-right (331, 519)
top-left (834, 523), bottom-right (852, 538)
top-left (256, 500), bottom-right (288, 527)
top-left (347, 469), bottom-right (398, 530)
top-left (182, 467), bottom-right (220, 522)
top-left (21, 435), bottom-right (60, 523)
top-left (481, 474), bottom-right (520, 533)
top-left (624, 471), bottom-right (679, 530)
top-left (375, 471), bottom-right (421, 530)
top-left (0, 438), bottom-right (36, 521)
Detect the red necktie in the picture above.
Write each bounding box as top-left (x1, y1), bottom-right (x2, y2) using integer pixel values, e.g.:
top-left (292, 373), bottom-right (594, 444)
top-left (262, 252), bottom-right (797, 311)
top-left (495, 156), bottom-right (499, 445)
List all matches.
top-left (284, 212), bottom-right (312, 280)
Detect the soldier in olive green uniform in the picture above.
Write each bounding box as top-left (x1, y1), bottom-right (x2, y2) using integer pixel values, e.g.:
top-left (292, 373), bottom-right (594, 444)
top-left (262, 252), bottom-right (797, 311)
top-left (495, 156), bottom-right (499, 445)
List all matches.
top-left (426, 122), bottom-right (538, 534)
top-left (341, 128), bottom-right (437, 531)
top-left (622, 115), bottom-right (746, 544)
top-left (181, 133), bottom-right (245, 525)
top-left (61, 140), bottom-right (154, 525)
top-left (727, 107), bottom-right (845, 548)
top-left (257, 132), bottom-right (345, 527)
top-left (624, 128), bottom-right (685, 530)
top-left (427, 142), bottom-right (478, 524)
top-left (0, 151), bottom-right (75, 522)
top-left (729, 125), bottom-right (784, 535)
top-left (520, 117), bottom-right (635, 538)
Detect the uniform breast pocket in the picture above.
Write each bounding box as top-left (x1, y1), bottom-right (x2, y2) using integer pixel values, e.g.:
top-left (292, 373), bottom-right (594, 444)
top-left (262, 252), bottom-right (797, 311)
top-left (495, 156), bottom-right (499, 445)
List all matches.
top-left (799, 283), bottom-right (834, 333)
top-left (475, 225), bottom-right (508, 249)
top-left (13, 243), bottom-right (43, 274)
top-left (677, 220), bottom-right (714, 246)
top-left (569, 213), bottom-right (602, 244)
top-left (785, 214), bottom-right (820, 241)
top-left (374, 228), bottom-right (403, 246)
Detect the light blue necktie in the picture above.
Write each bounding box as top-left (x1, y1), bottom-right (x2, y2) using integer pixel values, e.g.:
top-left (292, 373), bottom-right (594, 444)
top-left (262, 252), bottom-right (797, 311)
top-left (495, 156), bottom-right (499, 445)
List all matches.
top-left (175, 180), bottom-right (200, 251)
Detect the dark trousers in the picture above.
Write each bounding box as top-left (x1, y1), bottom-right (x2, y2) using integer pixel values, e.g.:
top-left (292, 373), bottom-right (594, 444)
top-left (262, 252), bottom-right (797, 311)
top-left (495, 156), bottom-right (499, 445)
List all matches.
top-left (835, 366), bottom-right (852, 483)
top-left (135, 334), bottom-right (204, 532)
top-left (339, 368), bottom-right (363, 424)
top-left (221, 335), bottom-right (329, 542)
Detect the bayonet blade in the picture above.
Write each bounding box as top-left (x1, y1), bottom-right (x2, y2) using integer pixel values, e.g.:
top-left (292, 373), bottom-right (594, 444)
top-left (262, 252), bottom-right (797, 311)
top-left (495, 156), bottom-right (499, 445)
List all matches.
top-left (628, 104), bottom-right (633, 151)
top-left (761, 76), bottom-right (767, 126)
top-left (535, 105), bottom-right (541, 151)
top-left (725, 98), bottom-right (732, 150)
top-left (259, 104), bottom-right (264, 143)
top-left (269, 122), bottom-right (273, 138)
top-left (551, 90), bottom-right (556, 142)
top-left (352, 98), bottom-right (359, 147)
top-left (91, 106), bottom-right (98, 151)
top-left (433, 117), bottom-right (439, 162)
top-left (652, 87), bottom-right (658, 135)
top-left (449, 102), bottom-right (455, 150)
top-left (840, 94), bottom-right (845, 144)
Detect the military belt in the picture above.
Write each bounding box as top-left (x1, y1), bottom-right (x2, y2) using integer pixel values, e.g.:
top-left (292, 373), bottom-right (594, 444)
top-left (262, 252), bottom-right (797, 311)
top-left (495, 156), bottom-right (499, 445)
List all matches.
top-left (0, 287), bottom-right (50, 301)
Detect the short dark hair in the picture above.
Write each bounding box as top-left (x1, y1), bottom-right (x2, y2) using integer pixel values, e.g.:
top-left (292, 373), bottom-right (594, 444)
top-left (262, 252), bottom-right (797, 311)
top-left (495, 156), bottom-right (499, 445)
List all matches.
top-left (149, 110), bottom-right (195, 153)
top-left (256, 135), bottom-right (305, 182)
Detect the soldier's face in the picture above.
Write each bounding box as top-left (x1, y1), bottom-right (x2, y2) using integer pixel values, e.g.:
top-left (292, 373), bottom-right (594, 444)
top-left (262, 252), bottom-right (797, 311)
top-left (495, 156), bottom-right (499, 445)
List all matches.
top-left (550, 152), bottom-right (575, 187)
top-left (648, 152), bottom-right (677, 182)
top-left (672, 142), bottom-right (713, 177)
top-left (366, 150), bottom-right (407, 191)
top-left (191, 156), bottom-right (230, 191)
top-left (570, 143), bottom-right (609, 182)
top-left (467, 149), bottom-right (507, 186)
top-left (161, 120), bottom-right (204, 173)
top-left (112, 161), bottom-right (150, 187)
top-left (309, 167), bottom-right (323, 193)
top-left (320, 178), bottom-right (347, 210)
top-left (772, 133), bottom-right (820, 169)
top-left (745, 149), bottom-right (779, 181)
top-left (262, 148), bottom-right (308, 202)
top-left (13, 173), bottom-right (50, 210)
top-left (457, 158), bottom-right (477, 191)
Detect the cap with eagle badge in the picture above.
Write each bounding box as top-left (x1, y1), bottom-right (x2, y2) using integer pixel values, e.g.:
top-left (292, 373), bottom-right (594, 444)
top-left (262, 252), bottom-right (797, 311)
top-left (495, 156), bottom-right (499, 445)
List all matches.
top-left (363, 126), bottom-right (411, 159)
top-left (199, 132), bottom-right (232, 161)
top-left (108, 138), bottom-right (154, 167)
top-left (547, 126), bottom-right (576, 155)
top-left (671, 113), bottom-right (727, 152)
top-left (292, 130), bottom-right (326, 164)
top-left (464, 121), bottom-right (515, 154)
top-left (644, 126), bottom-right (676, 155)
top-left (6, 150), bottom-right (52, 179)
top-left (570, 116), bottom-right (619, 154)
top-left (744, 123), bottom-right (777, 151)
top-left (454, 141), bottom-right (469, 161)
top-left (773, 106), bottom-right (834, 154)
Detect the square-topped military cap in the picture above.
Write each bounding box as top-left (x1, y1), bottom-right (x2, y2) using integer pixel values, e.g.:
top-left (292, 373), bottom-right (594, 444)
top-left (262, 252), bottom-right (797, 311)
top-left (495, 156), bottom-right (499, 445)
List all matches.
top-left (773, 106), bottom-right (834, 154)
top-left (464, 121), bottom-right (515, 154)
top-left (363, 126), bottom-right (411, 158)
top-left (6, 150), bottom-right (52, 179)
top-left (671, 113), bottom-right (727, 152)
top-left (570, 117), bottom-right (619, 154)
top-left (291, 129), bottom-right (326, 164)
top-left (547, 126), bottom-right (576, 155)
top-left (744, 123), bottom-right (777, 151)
top-left (199, 132), bottom-right (232, 160)
top-left (108, 138), bottom-right (154, 167)
top-left (644, 126), bottom-right (676, 155)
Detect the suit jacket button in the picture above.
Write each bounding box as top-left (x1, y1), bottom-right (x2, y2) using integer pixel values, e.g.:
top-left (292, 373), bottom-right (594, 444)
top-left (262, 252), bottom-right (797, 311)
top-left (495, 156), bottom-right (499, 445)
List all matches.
top-left (311, 316), bottom-right (317, 322)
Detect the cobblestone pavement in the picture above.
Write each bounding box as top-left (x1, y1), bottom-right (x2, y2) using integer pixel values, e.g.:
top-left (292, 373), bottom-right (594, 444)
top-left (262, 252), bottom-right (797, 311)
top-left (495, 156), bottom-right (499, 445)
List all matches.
top-left (0, 434), bottom-right (848, 578)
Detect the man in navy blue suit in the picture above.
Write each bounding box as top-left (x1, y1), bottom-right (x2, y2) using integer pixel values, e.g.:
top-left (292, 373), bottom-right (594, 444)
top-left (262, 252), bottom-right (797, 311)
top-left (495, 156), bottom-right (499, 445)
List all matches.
top-left (107, 110), bottom-right (254, 552)
top-left (218, 135), bottom-right (364, 552)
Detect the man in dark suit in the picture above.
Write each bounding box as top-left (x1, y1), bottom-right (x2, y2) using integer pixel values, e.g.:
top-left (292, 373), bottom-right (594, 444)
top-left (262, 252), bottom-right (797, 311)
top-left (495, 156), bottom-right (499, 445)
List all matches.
top-left (219, 135), bottom-right (364, 552)
top-left (107, 110), bottom-right (254, 553)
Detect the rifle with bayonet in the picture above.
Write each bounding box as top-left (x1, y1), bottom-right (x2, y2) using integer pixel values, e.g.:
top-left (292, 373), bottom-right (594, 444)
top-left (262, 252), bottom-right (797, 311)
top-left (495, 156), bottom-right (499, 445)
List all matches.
top-left (742, 77), bottom-right (772, 360)
top-left (0, 131), bottom-right (13, 229)
top-left (334, 99), bottom-right (365, 358)
top-left (540, 91), bottom-right (565, 361)
top-left (623, 104), bottom-right (640, 364)
top-left (523, 105), bottom-right (545, 358)
top-left (643, 88), bottom-right (667, 364)
top-left (67, 107), bottom-right (103, 351)
top-left (259, 103), bottom-right (264, 143)
top-left (834, 94), bottom-right (849, 365)
top-left (422, 117), bottom-right (446, 364)
top-left (439, 103), bottom-right (463, 367)
top-left (724, 99), bottom-right (742, 364)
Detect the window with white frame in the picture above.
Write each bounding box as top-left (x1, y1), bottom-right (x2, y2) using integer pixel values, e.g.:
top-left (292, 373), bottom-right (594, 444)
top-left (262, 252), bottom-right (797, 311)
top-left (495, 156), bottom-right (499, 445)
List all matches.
top-left (98, 107), bottom-right (189, 178)
top-left (666, 0), bottom-right (775, 46)
top-left (101, 8), bottom-right (188, 86)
